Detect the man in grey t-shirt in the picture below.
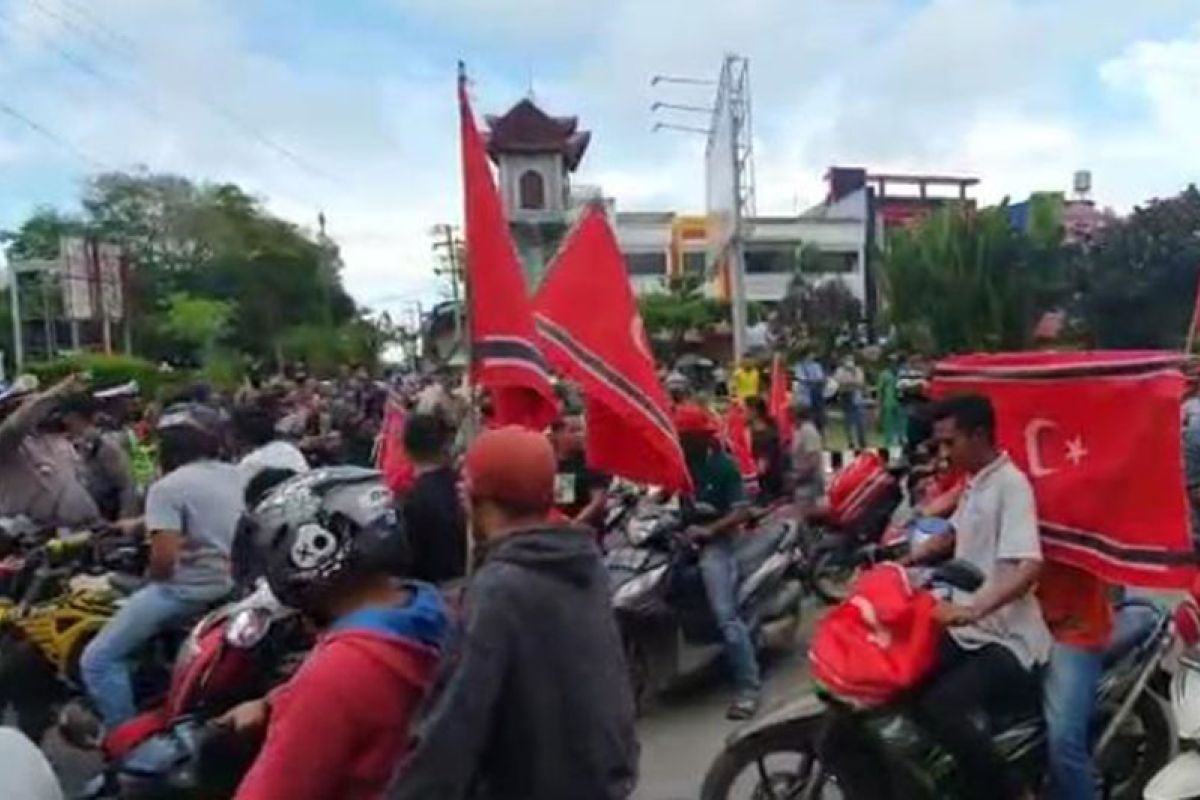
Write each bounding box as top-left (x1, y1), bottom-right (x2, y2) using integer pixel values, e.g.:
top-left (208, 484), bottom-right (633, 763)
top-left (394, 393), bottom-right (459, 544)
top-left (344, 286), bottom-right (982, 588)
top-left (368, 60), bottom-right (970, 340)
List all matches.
top-left (81, 404), bottom-right (244, 727)
top-left (902, 394), bottom-right (1047, 800)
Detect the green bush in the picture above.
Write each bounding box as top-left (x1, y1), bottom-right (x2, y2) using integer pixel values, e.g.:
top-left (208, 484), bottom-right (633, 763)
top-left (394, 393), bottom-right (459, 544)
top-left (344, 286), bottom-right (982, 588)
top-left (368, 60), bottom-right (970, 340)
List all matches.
top-left (25, 353), bottom-right (187, 399)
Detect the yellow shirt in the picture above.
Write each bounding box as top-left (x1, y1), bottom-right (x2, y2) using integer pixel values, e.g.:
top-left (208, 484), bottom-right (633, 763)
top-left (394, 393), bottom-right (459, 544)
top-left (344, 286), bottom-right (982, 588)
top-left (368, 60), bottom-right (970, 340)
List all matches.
top-left (731, 367), bottom-right (760, 400)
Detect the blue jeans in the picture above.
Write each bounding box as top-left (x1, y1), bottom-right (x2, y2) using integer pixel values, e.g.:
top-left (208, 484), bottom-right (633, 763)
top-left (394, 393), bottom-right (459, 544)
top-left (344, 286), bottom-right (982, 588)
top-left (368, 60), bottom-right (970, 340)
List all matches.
top-left (699, 538), bottom-right (761, 693)
top-left (1043, 602), bottom-right (1159, 800)
top-left (81, 583), bottom-right (208, 727)
top-left (842, 400), bottom-right (866, 450)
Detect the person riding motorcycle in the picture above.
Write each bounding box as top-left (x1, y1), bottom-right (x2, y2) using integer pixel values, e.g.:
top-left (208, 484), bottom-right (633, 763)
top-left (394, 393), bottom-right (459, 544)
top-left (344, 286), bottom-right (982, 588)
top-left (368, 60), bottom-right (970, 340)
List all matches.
top-left (0, 373), bottom-right (100, 527)
top-left (898, 394), bottom-right (1050, 800)
top-left (674, 403), bottom-right (762, 720)
top-left (81, 402), bottom-right (246, 729)
top-left (219, 467), bottom-right (448, 800)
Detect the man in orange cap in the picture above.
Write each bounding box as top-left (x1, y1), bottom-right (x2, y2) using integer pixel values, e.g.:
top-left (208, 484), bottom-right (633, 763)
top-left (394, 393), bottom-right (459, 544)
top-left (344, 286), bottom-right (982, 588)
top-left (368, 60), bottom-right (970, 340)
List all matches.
top-left (674, 402), bottom-right (762, 719)
top-left (390, 426), bottom-right (638, 800)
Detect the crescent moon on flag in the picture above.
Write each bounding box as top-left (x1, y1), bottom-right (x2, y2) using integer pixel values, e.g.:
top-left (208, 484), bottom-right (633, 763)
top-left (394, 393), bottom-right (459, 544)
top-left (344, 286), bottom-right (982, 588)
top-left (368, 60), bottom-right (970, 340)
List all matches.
top-left (1024, 418), bottom-right (1059, 478)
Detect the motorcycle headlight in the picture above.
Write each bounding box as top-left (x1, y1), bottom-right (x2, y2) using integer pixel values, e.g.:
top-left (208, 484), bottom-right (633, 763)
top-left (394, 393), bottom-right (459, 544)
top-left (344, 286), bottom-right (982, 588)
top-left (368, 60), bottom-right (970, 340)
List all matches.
top-left (613, 565), bottom-right (667, 609)
top-left (1172, 654), bottom-right (1200, 739)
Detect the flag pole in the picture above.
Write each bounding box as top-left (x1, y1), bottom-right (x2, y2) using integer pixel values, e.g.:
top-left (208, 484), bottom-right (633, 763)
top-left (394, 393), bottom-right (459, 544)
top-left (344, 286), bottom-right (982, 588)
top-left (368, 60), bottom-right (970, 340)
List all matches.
top-left (1187, 264), bottom-right (1200, 356)
top-left (458, 59), bottom-right (478, 448)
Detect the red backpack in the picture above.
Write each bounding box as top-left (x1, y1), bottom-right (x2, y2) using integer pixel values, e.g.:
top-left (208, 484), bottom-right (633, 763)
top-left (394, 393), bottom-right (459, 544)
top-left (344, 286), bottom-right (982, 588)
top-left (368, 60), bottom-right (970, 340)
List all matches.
top-left (826, 451), bottom-right (896, 529)
top-left (809, 563), bottom-right (941, 707)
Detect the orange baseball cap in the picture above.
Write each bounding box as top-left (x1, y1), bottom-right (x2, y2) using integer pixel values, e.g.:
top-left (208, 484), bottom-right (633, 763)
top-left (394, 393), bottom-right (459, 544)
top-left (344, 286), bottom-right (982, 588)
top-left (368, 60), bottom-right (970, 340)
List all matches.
top-left (464, 426), bottom-right (556, 513)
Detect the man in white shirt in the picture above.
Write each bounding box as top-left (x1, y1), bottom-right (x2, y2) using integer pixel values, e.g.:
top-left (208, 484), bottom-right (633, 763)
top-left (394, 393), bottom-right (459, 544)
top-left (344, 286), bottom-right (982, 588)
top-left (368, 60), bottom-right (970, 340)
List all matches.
top-left (233, 403), bottom-right (309, 483)
top-left (904, 394), bottom-right (1048, 800)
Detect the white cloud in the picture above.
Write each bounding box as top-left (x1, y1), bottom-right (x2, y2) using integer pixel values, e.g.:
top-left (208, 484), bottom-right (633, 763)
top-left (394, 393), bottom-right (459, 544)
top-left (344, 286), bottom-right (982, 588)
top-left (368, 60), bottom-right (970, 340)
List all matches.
top-left (1, 0), bottom-right (1200, 321)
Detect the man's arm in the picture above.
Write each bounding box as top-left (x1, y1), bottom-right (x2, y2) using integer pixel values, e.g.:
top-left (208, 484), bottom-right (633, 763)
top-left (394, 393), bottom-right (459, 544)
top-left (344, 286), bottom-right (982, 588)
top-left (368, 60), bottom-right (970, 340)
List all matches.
top-left (0, 375), bottom-right (82, 453)
top-left (232, 675), bottom-right (363, 800)
top-left (573, 485), bottom-right (608, 527)
top-left (143, 480), bottom-right (183, 581)
top-left (940, 474), bottom-right (1043, 625)
top-left (388, 570), bottom-right (513, 800)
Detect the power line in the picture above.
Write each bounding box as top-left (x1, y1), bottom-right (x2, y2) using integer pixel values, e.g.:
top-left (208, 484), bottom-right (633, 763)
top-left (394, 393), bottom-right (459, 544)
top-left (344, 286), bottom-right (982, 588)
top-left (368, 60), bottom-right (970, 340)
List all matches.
top-left (23, 0), bottom-right (343, 186)
top-left (0, 99), bottom-right (105, 169)
top-left (0, 7), bottom-right (327, 213)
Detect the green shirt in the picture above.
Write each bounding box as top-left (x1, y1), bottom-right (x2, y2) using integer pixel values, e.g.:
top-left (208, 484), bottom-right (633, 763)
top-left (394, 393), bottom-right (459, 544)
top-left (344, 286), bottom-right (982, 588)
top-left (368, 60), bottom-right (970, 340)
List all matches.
top-left (688, 450), bottom-right (745, 515)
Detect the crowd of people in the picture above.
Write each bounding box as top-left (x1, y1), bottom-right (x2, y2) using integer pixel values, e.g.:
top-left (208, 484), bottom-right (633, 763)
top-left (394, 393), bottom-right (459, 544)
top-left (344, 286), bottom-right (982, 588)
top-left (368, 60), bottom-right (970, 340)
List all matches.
top-left (0, 352), bottom-right (1193, 800)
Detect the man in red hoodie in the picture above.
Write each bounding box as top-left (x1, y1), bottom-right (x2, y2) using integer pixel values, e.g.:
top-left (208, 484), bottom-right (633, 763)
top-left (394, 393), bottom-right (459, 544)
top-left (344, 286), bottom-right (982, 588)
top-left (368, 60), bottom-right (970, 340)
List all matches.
top-left (218, 467), bottom-right (448, 800)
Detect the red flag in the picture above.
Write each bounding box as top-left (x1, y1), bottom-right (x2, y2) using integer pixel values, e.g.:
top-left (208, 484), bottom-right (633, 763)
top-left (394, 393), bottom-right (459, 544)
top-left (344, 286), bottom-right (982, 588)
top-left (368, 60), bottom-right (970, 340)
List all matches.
top-left (724, 400), bottom-right (760, 496)
top-left (769, 354), bottom-right (793, 448)
top-left (375, 390), bottom-right (415, 494)
top-left (531, 207), bottom-right (690, 493)
top-left (932, 351), bottom-right (1195, 589)
top-left (458, 67), bottom-right (557, 430)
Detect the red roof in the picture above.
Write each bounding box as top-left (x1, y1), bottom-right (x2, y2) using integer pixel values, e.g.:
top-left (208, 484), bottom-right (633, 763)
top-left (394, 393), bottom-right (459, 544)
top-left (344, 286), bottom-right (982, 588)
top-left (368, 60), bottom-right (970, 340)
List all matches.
top-left (485, 98), bottom-right (591, 171)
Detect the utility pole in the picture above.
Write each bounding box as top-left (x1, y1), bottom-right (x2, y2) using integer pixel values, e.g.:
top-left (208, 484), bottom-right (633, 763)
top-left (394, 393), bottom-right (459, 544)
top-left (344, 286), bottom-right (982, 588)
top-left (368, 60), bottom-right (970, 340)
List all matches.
top-left (3, 248), bottom-right (21, 372)
top-left (430, 223), bottom-right (465, 354)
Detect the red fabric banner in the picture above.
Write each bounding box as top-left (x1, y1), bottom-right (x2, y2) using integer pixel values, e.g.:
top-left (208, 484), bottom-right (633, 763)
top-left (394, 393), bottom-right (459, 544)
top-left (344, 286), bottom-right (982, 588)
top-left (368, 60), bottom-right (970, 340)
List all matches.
top-left (769, 354), bottom-right (793, 448)
top-left (932, 351), bottom-right (1195, 588)
top-left (723, 400), bottom-right (760, 493)
top-left (458, 72), bottom-right (558, 430)
top-left (375, 391), bottom-right (415, 495)
top-left (531, 207), bottom-right (691, 494)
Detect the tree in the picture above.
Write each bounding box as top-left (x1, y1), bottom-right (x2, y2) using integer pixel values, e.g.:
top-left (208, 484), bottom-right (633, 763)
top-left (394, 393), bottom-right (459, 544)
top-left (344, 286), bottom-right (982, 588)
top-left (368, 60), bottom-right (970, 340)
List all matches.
top-left (162, 292), bottom-right (234, 364)
top-left (880, 200), bottom-right (1069, 354)
top-left (637, 274), bottom-right (727, 361)
top-left (776, 272), bottom-right (863, 356)
top-left (1074, 185), bottom-right (1200, 349)
top-left (3, 170), bottom-right (373, 372)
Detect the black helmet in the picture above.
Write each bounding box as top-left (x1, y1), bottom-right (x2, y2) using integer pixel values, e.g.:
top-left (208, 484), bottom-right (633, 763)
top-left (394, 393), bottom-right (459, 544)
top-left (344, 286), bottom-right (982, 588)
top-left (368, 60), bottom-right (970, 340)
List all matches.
top-left (157, 403), bottom-right (225, 472)
top-left (252, 467), bottom-right (406, 614)
top-left (157, 402), bottom-right (223, 437)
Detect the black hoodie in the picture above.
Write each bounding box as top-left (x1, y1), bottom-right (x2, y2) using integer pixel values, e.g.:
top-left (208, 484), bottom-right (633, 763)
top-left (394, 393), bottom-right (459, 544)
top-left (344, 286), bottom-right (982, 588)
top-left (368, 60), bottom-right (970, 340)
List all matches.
top-left (389, 526), bottom-right (639, 800)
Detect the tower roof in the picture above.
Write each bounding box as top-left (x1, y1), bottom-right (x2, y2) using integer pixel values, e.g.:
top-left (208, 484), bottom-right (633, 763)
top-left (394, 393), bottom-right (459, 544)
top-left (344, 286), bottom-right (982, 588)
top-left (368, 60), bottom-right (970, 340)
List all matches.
top-left (485, 98), bottom-right (591, 171)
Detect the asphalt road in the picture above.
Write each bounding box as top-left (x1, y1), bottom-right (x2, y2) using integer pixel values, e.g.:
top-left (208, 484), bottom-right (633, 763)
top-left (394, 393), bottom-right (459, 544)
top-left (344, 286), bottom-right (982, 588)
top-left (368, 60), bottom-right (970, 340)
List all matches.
top-left (633, 612), bottom-right (817, 800)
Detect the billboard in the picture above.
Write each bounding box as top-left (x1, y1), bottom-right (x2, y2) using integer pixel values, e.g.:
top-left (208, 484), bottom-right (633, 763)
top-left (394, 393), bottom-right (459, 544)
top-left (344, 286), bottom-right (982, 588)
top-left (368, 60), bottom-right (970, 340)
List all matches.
top-left (61, 237), bottom-right (94, 320)
top-left (96, 242), bottom-right (124, 319)
top-left (704, 66), bottom-right (737, 285)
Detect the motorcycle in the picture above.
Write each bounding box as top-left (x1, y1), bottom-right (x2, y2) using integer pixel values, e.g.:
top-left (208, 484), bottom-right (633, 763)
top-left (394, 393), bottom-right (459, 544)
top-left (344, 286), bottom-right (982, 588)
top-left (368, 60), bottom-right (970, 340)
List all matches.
top-left (1144, 616), bottom-right (1200, 800)
top-left (69, 579), bottom-right (310, 800)
top-left (701, 561), bottom-right (1179, 800)
top-left (0, 530), bottom-right (149, 742)
top-left (606, 499), bottom-right (805, 711)
top-left (0, 532), bottom-right (192, 743)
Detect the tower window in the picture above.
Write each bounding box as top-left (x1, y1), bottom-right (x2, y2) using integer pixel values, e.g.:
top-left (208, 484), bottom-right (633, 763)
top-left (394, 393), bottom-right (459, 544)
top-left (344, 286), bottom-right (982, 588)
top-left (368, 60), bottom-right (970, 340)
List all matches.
top-left (519, 169), bottom-right (546, 210)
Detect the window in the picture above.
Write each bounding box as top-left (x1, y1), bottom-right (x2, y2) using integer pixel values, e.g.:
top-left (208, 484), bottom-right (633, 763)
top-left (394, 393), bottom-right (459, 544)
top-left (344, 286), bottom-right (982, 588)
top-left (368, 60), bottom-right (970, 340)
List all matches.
top-left (519, 170), bottom-right (546, 210)
top-left (801, 251), bottom-right (857, 274)
top-left (744, 245), bottom-right (797, 274)
top-left (682, 251), bottom-right (707, 276)
top-left (625, 251), bottom-right (667, 276)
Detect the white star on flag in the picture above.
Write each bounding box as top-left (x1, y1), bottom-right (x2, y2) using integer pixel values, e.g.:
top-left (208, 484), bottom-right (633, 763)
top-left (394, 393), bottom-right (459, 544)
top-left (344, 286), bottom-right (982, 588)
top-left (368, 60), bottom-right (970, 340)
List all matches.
top-left (1065, 436), bottom-right (1088, 466)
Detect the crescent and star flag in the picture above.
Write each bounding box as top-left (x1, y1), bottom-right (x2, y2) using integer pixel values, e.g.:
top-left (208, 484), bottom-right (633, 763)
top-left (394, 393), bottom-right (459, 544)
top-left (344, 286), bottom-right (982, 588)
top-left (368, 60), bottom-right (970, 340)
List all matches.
top-left (458, 67), bottom-right (558, 430)
top-left (932, 351), bottom-right (1195, 589)
top-left (769, 354), bottom-right (794, 449)
top-left (531, 206), bottom-right (691, 494)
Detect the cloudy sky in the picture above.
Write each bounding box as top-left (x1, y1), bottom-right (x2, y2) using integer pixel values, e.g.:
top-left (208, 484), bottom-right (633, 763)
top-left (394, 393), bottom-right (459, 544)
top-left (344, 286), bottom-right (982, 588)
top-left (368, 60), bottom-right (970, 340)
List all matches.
top-left (1, 0), bottom-right (1199, 320)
